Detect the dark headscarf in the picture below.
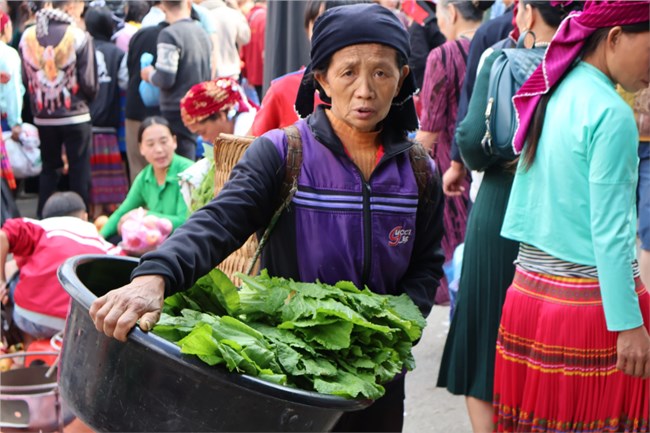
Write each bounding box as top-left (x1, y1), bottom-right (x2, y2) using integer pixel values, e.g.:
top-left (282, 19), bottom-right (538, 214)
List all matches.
top-left (295, 3), bottom-right (419, 134)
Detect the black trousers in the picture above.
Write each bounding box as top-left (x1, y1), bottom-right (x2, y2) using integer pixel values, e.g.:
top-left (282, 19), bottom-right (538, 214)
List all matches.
top-left (332, 375), bottom-right (405, 433)
top-left (37, 122), bottom-right (92, 218)
top-left (161, 109), bottom-right (197, 161)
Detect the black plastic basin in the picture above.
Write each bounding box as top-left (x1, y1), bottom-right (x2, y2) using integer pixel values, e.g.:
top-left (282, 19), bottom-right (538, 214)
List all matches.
top-left (57, 255), bottom-right (372, 432)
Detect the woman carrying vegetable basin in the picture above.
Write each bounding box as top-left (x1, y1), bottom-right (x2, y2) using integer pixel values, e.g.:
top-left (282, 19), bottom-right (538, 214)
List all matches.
top-left (90, 3), bottom-right (445, 432)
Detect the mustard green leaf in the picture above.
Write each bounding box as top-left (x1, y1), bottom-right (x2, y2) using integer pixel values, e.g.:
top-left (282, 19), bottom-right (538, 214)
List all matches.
top-left (162, 292), bottom-right (202, 315)
top-left (197, 354), bottom-right (223, 366)
top-left (257, 371), bottom-right (288, 385)
top-left (333, 280), bottom-right (361, 294)
top-left (217, 341), bottom-right (252, 374)
top-left (293, 320), bottom-right (354, 350)
top-left (207, 268), bottom-right (241, 315)
top-left (241, 344), bottom-right (283, 372)
top-left (312, 371), bottom-right (384, 400)
top-left (249, 323), bottom-right (318, 355)
top-left (215, 316), bottom-right (267, 345)
top-left (280, 293), bottom-right (317, 322)
top-left (300, 356), bottom-right (338, 377)
top-left (289, 280), bottom-right (337, 299)
top-left (385, 294), bottom-right (426, 336)
top-left (178, 323), bottom-right (221, 357)
top-left (274, 341), bottom-right (304, 374)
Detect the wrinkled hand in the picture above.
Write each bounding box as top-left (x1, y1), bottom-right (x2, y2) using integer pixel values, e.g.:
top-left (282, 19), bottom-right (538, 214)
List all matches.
top-left (140, 65), bottom-right (154, 83)
top-left (616, 326), bottom-right (650, 378)
top-left (89, 275), bottom-right (166, 342)
top-left (443, 161), bottom-right (467, 197)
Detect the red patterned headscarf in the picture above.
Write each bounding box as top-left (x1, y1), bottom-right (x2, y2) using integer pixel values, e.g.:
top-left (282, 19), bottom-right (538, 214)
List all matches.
top-left (0, 12), bottom-right (9, 34)
top-left (512, 0), bottom-right (650, 154)
top-left (180, 78), bottom-right (254, 125)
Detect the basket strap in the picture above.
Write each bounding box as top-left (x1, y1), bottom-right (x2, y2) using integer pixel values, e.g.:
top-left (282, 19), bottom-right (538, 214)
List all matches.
top-left (246, 125), bottom-right (303, 275)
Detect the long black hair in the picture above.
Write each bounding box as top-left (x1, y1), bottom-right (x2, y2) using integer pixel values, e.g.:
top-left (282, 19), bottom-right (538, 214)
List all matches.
top-left (522, 22), bottom-right (650, 170)
top-left (84, 6), bottom-right (114, 41)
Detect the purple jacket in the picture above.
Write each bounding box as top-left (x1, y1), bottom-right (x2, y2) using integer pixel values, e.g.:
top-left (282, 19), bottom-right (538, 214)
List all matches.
top-left (134, 107), bottom-right (445, 316)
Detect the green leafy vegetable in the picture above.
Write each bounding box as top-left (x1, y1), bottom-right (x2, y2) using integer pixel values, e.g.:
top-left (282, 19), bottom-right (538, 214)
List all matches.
top-left (153, 268), bottom-right (426, 400)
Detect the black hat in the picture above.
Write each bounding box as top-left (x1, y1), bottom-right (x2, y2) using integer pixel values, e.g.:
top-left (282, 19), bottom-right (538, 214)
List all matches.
top-left (295, 3), bottom-right (419, 133)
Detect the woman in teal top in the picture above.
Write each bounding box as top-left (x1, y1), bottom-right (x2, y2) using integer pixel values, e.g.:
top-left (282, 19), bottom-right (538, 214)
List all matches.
top-left (493, 3), bottom-right (650, 432)
top-left (436, 3), bottom-right (582, 432)
top-left (100, 117), bottom-right (194, 240)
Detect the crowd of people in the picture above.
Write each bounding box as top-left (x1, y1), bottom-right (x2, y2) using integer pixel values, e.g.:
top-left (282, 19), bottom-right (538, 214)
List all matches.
top-left (0, 0), bottom-right (649, 432)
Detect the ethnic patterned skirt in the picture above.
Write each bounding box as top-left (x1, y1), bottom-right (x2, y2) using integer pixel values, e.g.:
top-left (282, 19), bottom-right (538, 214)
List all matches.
top-left (90, 132), bottom-right (128, 216)
top-left (494, 267), bottom-right (649, 432)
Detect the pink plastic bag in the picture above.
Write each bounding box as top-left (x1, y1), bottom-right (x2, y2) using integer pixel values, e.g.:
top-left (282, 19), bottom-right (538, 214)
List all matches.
top-left (119, 208), bottom-right (173, 256)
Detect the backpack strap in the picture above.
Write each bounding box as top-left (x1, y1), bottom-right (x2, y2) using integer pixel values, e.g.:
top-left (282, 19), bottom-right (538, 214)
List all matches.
top-left (408, 142), bottom-right (433, 202)
top-left (279, 125), bottom-right (303, 205)
top-left (246, 125), bottom-right (303, 275)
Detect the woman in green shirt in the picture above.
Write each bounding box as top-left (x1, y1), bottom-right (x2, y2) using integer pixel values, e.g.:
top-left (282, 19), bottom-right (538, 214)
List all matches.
top-left (100, 117), bottom-right (194, 241)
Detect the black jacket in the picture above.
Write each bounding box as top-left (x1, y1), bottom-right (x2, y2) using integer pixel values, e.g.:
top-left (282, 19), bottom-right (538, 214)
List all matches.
top-left (408, 16), bottom-right (446, 89)
top-left (89, 39), bottom-right (124, 129)
top-left (125, 22), bottom-right (167, 121)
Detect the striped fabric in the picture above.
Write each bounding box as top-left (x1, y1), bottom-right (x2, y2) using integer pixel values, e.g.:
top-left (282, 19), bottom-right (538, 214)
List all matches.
top-left (494, 267), bottom-right (649, 432)
top-left (293, 187), bottom-right (418, 214)
top-left (516, 243), bottom-right (641, 279)
top-left (89, 132), bottom-right (128, 216)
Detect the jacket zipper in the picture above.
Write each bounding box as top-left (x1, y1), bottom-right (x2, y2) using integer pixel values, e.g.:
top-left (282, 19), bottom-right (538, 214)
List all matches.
top-left (353, 148), bottom-right (411, 286)
top-left (361, 180), bottom-right (371, 286)
top-left (357, 150), bottom-right (409, 286)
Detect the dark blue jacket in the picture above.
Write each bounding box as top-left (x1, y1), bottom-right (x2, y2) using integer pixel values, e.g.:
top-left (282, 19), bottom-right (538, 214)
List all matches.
top-left (133, 106), bottom-right (445, 316)
top-left (89, 39), bottom-right (124, 129)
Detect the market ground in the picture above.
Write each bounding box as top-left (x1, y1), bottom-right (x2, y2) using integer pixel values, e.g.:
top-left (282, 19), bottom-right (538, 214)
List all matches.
top-left (403, 305), bottom-right (472, 433)
top-left (14, 193), bottom-right (472, 433)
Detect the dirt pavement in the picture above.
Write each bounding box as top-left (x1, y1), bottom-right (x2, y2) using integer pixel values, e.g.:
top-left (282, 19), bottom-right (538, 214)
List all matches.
top-left (403, 305), bottom-right (472, 433)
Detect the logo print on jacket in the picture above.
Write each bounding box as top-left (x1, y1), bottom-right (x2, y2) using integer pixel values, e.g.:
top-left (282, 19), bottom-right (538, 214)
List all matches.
top-left (388, 226), bottom-right (412, 246)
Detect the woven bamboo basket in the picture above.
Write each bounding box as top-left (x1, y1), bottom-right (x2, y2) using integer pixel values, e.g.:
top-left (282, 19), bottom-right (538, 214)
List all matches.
top-left (213, 133), bottom-right (259, 286)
